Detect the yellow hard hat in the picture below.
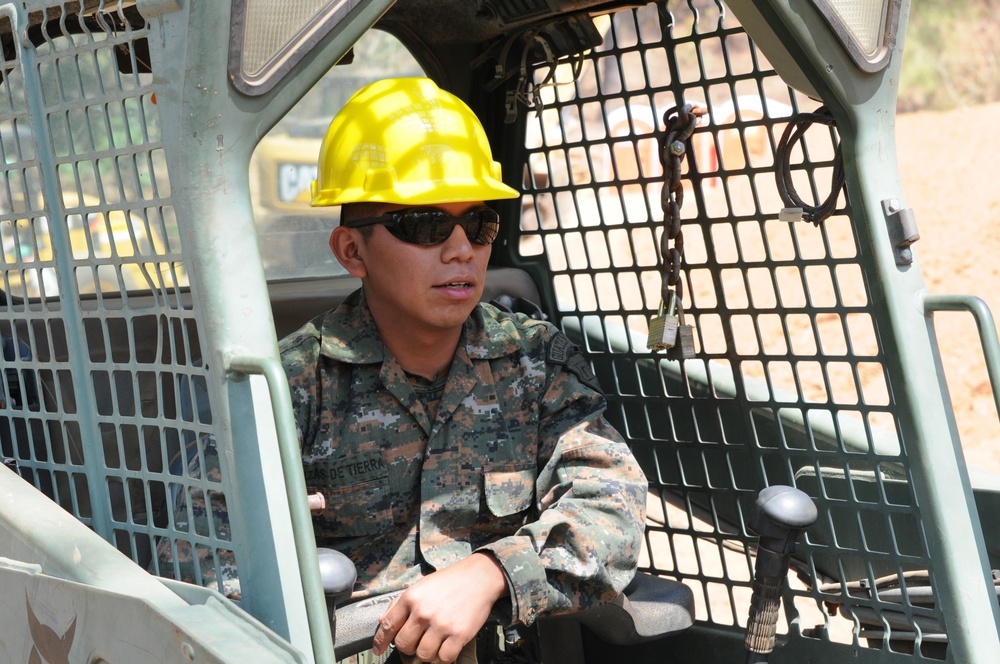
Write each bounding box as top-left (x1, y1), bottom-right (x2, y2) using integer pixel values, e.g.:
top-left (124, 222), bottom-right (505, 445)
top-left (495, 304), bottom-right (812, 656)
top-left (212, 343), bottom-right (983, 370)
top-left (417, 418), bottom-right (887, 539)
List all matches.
top-left (311, 77), bottom-right (520, 207)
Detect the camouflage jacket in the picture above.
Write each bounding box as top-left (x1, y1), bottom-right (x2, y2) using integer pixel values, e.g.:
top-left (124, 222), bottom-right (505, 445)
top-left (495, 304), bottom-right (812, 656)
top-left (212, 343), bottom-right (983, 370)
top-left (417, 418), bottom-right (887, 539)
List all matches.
top-left (280, 289), bottom-right (647, 625)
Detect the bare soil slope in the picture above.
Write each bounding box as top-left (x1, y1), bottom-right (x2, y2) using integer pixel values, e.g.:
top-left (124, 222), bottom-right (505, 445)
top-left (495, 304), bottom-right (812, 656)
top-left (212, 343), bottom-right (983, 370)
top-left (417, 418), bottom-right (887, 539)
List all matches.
top-left (897, 102), bottom-right (1000, 474)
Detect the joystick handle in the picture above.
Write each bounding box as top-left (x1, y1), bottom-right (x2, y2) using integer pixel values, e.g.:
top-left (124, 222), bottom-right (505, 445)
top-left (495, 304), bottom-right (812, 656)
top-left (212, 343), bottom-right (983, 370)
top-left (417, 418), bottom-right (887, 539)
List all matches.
top-left (744, 486), bottom-right (817, 663)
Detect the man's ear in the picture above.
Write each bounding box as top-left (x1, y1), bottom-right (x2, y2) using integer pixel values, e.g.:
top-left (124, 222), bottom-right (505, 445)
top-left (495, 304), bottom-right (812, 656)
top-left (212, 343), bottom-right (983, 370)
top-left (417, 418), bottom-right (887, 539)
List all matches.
top-left (329, 226), bottom-right (368, 278)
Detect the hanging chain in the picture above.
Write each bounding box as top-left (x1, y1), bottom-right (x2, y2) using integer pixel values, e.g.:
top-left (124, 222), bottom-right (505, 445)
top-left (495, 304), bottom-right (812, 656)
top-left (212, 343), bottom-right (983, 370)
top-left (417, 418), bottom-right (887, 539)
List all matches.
top-left (654, 103), bottom-right (704, 339)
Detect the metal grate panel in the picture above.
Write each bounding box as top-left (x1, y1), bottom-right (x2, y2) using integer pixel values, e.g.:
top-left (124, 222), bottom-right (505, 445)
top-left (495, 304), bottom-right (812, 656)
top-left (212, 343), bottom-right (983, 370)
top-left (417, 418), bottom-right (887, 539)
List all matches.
top-left (0, 2), bottom-right (241, 598)
top-left (517, 1), bottom-right (945, 657)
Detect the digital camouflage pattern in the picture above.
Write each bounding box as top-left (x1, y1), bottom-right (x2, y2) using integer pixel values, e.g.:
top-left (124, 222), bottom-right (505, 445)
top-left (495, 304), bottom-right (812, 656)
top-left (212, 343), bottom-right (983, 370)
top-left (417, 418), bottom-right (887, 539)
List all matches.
top-left (155, 437), bottom-right (241, 598)
top-left (282, 289), bottom-right (647, 625)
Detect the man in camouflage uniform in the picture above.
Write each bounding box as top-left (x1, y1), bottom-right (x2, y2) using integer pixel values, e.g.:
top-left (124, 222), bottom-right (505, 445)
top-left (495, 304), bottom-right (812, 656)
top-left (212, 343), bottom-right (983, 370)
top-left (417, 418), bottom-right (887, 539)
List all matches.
top-left (293, 77), bottom-right (647, 664)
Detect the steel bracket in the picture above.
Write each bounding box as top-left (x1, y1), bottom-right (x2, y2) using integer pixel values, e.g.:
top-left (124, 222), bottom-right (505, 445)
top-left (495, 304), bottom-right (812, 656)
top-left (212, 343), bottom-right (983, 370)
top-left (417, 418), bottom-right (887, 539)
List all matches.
top-left (882, 198), bottom-right (920, 265)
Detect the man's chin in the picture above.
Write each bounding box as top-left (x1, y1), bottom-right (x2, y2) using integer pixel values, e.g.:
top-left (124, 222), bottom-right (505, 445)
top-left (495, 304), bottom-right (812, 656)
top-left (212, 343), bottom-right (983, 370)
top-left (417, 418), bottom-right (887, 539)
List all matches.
top-left (431, 301), bottom-right (480, 329)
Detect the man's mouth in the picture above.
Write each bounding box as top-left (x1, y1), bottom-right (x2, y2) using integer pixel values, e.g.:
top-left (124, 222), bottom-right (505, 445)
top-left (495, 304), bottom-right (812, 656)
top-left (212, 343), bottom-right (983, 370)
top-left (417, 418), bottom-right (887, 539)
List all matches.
top-left (440, 281), bottom-right (472, 288)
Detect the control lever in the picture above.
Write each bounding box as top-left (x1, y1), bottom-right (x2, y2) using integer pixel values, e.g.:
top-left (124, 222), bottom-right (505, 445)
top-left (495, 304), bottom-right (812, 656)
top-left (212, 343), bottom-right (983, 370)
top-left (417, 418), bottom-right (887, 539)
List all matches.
top-left (313, 494), bottom-right (359, 642)
top-left (744, 485), bottom-right (817, 663)
top-left (317, 547), bottom-right (358, 644)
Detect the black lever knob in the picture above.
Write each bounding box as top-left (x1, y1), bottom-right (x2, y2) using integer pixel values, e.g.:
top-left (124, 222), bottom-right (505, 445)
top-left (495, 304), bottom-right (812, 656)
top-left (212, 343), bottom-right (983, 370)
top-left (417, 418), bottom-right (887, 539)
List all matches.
top-left (317, 547), bottom-right (358, 642)
top-left (744, 486), bottom-right (817, 663)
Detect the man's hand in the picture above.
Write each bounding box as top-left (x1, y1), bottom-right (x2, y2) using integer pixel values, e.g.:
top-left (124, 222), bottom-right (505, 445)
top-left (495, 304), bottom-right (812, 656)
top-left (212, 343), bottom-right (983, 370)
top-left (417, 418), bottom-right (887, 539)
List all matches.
top-left (372, 552), bottom-right (509, 663)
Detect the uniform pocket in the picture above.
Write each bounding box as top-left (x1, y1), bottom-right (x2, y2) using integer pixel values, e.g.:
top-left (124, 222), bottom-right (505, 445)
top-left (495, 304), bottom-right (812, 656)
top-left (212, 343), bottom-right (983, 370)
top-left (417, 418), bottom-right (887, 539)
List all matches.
top-left (484, 466), bottom-right (536, 518)
top-left (318, 478), bottom-right (392, 536)
top-left (305, 450), bottom-right (393, 537)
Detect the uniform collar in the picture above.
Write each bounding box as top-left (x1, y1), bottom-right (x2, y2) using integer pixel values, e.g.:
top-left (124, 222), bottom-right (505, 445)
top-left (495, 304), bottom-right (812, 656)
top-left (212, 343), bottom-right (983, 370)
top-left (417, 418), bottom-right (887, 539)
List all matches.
top-left (319, 288), bottom-right (526, 364)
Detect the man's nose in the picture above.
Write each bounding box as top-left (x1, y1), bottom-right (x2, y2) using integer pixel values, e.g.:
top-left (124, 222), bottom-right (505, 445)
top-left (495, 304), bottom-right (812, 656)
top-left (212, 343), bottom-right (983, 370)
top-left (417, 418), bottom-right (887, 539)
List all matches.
top-left (441, 224), bottom-right (475, 260)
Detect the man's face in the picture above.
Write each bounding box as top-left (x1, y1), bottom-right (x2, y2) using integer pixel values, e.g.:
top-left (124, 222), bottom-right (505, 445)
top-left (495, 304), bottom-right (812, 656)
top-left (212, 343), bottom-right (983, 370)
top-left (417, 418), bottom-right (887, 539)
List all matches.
top-left (344, 201), bottom-right (493, 340)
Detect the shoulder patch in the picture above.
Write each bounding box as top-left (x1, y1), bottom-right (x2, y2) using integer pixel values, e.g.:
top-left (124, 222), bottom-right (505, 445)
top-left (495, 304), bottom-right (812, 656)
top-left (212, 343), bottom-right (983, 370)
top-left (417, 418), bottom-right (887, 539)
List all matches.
top-left (547, 333), bottom-right (604, 395)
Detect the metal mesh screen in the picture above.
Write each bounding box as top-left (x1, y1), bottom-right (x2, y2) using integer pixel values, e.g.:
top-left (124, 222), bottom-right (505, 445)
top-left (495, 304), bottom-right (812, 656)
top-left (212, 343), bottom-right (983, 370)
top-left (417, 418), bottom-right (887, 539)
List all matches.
top-left (0, 2), bottom-right (240, 597)
top-left (517, 1), bottom-right (945, 656)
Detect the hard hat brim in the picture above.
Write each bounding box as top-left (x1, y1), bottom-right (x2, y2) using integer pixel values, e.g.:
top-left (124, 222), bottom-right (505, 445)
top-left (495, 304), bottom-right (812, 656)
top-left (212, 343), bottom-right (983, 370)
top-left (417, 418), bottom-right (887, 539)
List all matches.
top-left (312, 176), bottom-right (520, 207)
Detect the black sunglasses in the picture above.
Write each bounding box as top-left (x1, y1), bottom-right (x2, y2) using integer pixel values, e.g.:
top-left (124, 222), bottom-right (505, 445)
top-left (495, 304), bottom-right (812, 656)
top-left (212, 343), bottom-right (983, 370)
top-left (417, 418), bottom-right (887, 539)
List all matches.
top-left (347, 207), bottom-right (501, 246)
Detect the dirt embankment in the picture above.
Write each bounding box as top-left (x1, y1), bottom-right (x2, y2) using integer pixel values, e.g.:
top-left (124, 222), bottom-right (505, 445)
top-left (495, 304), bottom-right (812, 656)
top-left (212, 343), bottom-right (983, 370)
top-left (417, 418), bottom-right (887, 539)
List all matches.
top-left (896, 102), bottom-right (1000, 474)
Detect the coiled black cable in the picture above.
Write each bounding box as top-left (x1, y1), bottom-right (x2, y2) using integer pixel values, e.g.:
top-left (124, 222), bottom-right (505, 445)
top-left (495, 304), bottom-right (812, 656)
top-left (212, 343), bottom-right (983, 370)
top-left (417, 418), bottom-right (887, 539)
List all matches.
top-left (774, 107), bottom-right (846, 225)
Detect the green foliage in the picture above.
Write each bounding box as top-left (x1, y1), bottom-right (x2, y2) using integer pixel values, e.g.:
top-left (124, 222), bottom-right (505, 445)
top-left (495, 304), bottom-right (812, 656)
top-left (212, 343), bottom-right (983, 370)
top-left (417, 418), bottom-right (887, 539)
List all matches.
top-left (899, 0), bottom-right (1000, 111)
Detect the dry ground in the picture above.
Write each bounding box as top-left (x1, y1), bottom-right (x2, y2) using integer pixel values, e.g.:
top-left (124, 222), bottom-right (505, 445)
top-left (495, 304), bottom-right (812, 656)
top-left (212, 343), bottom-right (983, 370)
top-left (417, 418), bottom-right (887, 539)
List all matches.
top-left (897, 102), bottom-right (1000, 475)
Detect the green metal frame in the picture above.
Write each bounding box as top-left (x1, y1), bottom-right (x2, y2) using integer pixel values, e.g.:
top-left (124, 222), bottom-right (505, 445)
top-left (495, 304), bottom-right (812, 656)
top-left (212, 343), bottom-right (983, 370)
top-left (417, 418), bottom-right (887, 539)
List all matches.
top-left (748, 0), bottom-right (1000, 658)
top-left (120, 2), bottom-right (396, 660)
top-left (499, 0), bottom-right (1000, 661)
top-left (0, 1), bottom-right (388, 662)
top-left (0, 1), bottom-right (998, 663)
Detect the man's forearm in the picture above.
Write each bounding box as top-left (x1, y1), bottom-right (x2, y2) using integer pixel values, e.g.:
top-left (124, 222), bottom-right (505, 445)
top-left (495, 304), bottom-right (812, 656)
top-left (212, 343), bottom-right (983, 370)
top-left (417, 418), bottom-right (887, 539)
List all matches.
top-left (482, 420), bottom-right (648, 624)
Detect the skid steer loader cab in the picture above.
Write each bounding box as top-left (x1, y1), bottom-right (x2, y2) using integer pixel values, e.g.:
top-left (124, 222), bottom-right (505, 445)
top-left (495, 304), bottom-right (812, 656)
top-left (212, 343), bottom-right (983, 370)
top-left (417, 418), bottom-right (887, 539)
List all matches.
top-left (0, 1), bottom-right (997, 663)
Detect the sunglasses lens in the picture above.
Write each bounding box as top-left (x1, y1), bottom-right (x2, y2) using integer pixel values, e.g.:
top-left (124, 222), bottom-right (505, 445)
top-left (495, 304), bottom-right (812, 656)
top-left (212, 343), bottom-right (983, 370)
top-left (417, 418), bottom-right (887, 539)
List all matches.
top-left (386, 209), bottom-right (500, 245)
top-left (463, 209), bottom-right (500, 245)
